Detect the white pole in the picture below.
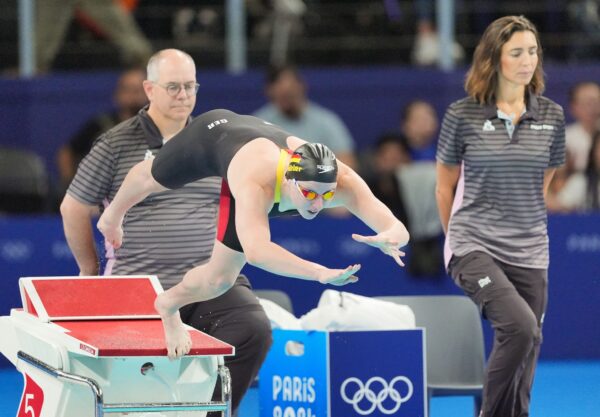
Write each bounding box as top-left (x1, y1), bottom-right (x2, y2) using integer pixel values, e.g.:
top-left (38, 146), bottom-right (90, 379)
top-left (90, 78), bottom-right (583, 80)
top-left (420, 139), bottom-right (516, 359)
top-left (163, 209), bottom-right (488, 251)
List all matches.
top-left (436, 0), bottom-right (455, 71)
top-left (226, 0), bottom-right (246, 74)
top-left (18, 0), bottom-right (36, 77)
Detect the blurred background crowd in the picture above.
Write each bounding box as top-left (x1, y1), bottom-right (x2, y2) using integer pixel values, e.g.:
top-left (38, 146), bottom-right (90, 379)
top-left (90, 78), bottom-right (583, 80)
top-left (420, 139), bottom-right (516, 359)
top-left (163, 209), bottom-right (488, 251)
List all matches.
top-left (0, 0), bottom-right (599, 278)
top-left (2, 0), bottom-right (599, 71)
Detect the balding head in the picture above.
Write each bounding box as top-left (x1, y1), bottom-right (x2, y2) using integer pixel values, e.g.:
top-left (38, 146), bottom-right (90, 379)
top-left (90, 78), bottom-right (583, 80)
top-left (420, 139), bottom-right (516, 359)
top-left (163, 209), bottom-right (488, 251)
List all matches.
top-left (146, 49), bottom-right (195, 82)
top-left (143, 49), bottom-right (198, 126)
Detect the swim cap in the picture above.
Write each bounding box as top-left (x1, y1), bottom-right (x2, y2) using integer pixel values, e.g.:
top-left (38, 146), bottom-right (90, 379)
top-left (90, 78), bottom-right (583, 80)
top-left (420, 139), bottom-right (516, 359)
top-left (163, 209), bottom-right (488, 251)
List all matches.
top-left (285, 143), bottom-right (338, 183)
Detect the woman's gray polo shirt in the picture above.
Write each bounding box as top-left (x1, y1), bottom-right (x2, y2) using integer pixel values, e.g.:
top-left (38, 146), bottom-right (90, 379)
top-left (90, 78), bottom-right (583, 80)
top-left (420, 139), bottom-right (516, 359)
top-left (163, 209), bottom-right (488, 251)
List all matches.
top-left (436, 92), bottom-right (565, 269)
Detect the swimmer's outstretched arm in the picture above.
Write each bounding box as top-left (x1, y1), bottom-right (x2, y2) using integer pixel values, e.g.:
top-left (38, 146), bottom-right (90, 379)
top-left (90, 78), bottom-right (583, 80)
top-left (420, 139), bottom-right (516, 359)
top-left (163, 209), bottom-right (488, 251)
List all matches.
top-left (335, 163), bottom-right (410, 266)
top-left (98, 159), bottom-right (167, 247)
top-left (235, 182), bottom-right (360, 286)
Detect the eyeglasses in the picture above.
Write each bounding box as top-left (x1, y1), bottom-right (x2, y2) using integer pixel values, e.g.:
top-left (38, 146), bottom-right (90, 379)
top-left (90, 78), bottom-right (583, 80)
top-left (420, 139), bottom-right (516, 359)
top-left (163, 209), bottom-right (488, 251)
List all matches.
top-left (294, 180), bottom-right (335, 201)
top-left (153, 82), bottom-right (200, 97)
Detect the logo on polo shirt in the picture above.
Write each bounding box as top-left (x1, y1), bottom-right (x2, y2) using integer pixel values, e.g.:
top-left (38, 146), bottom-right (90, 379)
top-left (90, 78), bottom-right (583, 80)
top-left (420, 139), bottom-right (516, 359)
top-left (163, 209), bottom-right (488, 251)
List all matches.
top-left (483, 120), bottom-right (495, 131)
top-left (530, 124), bottom-right (555, 131)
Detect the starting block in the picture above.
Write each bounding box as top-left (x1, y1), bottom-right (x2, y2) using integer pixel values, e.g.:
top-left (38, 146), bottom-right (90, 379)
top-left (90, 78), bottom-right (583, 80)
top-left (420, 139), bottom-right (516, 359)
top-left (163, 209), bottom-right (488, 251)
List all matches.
top-left (0, 276), bottom-right (235, 417)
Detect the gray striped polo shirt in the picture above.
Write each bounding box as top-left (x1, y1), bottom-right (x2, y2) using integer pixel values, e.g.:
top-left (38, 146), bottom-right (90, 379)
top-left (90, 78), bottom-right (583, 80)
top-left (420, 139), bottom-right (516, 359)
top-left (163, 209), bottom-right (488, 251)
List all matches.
top-left (436, 92), bottom-right (565, 269)
top-left (68, 108), bottom-right (221, 289)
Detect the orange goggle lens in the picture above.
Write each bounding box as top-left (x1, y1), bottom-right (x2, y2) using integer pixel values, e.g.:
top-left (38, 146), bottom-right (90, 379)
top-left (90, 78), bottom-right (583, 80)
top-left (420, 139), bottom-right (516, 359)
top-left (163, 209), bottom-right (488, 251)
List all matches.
top-left (297, 184), bottom-right (335, 201)
top-left (321, 190), bottom-right (335, 201)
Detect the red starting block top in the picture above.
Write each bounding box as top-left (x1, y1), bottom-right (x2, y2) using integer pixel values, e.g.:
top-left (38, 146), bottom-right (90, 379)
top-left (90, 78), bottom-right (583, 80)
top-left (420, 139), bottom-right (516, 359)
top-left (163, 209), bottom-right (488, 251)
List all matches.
top-left (58, 319), bottom-right (234, 357)
top-left (15, 276), bottom-right (235, 358)
top-left (20, 276), bottom-right (162, 321)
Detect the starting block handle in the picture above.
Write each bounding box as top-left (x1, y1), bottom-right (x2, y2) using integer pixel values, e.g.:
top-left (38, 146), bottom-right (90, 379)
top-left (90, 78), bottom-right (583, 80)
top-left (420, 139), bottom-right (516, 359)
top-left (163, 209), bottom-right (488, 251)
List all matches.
top-left (17, 350), bottom-right (232, 416)
top-left (219, 364), bottom-right (233, 417)
top-left (18, 350), bottom-right (103, 417)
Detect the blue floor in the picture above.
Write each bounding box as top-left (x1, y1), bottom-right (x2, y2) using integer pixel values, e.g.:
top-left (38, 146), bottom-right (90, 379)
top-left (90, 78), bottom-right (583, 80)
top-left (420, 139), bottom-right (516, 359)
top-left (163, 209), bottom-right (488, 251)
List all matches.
top-left (1, 361), bottom-right (599, 416)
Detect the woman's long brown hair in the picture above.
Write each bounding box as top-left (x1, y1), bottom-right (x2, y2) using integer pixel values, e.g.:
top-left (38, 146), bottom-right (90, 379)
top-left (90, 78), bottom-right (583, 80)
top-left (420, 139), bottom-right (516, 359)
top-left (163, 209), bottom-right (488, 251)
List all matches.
top-left (465, 15), bottom-right (545, 104)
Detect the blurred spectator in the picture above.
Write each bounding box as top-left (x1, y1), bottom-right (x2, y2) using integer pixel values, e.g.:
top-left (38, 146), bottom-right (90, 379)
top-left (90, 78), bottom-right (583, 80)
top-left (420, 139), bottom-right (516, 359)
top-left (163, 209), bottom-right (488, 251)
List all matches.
top-left (397, 159), bottom-right (443, 277)
top-left (366, 132), bottom-right (443, 277)
top-left (568, 0), bottom-right (600, 61)
top-left (36, 0), bottom-right (153, 73)
top-left (549, 130), bottom-right (600, 212)
top-left (250, 0), bottom-right (306, 65)
top-left (56, 67), bottom-right (147, 193)
top-left (399, 99), bottom-right (439, 161)
top-left (168, 0), bottom-right (223, 42)
top-left (0, 147), bottom-right (50, 214)
top-left (565, 81), bottom-right (600, 172)
top-left (546, 149), bottom-right (576, 212)
top-left (269, 0), bottom-right (306, 66)
top-left (253, 65), bottom-right (358, 168)
top-left (411, 0), bottom-right (465, 66)
top-left (366, 133), bottom-right (411, 226)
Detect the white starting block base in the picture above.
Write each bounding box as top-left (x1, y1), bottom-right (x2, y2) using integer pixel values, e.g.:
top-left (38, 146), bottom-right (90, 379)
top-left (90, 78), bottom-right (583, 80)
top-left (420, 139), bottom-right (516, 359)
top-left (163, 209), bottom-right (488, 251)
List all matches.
top-left (0, 276), bottom-right (235, 417)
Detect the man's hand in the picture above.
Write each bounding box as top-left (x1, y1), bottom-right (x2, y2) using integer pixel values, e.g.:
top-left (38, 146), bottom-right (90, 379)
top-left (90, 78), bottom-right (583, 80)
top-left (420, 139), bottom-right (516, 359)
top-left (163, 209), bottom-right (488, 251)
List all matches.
top-left (352, 233), bottom-right (406, 267)
top-left (97, 210), bottom-right (124, 249)
top-left (315, 264), bottom-right (361, 286)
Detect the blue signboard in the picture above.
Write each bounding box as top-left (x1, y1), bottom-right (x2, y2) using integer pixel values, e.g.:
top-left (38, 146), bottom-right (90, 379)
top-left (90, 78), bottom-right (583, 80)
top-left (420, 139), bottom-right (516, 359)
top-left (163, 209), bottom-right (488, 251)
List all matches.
top-left (260, 330), bottom-right (329, 417)
top-left (259, 329), bottom-right (426, 417)
top-left (329, 331), bottom-right (425, 417)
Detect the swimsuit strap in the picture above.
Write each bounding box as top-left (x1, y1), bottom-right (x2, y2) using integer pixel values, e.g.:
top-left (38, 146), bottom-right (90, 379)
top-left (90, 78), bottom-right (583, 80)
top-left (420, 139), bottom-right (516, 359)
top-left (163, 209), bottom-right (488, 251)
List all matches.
top-left (274, 149), bottom-right (292, 203)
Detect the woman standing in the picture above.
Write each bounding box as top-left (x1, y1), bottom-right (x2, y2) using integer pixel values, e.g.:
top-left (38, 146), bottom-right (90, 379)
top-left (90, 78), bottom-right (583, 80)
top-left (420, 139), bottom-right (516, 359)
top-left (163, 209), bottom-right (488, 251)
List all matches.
top-left (436, 16), bottom-right (565, 417)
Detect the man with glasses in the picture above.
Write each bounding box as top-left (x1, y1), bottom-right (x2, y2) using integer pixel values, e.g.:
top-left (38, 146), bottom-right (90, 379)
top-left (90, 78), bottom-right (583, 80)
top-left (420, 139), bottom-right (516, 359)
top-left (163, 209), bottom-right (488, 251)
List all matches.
top-left (60, 49), bottom-right (272, 416)
top-left (154, 81), bottom-right (200, 97)
top-left (97, 107), bottom-right (411, 360)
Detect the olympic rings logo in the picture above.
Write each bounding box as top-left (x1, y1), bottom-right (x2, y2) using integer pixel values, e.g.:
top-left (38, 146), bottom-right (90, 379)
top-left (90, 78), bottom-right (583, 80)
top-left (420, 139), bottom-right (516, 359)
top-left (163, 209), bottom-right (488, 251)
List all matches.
top-left (340, 376), bottom-right (414, 415)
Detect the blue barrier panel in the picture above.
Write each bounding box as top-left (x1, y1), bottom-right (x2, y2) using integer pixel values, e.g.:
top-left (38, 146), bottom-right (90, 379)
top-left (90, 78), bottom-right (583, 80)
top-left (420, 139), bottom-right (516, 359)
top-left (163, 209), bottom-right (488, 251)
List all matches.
top-left (259, 330), bottom-right (329, 417)
top-left (0, 216), bottom-right (78, 316)
top-left (329, 330), bottom-right (426, 417)
top-left (259, 329), bottom-right (426, 417)
top-left (545, 214), bottom-right (600, 358)
top-left (0, 214), bottom-right (598, 359)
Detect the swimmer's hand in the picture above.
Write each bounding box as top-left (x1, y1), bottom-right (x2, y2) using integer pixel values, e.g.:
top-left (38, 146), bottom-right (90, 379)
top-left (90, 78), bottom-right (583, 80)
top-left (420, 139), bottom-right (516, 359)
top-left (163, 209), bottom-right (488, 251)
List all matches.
top-left (352, 233), bottom-right (406, 267)
top-left (316, 264), bottom-right (361, 286)
top-left (97, 209), bottom-right (124, 249)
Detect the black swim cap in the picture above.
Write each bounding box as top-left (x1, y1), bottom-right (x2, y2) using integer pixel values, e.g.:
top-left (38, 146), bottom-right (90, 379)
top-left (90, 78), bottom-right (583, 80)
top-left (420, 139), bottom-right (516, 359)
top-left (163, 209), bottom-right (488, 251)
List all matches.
top-left (285, 143), bottom-right (338, 183)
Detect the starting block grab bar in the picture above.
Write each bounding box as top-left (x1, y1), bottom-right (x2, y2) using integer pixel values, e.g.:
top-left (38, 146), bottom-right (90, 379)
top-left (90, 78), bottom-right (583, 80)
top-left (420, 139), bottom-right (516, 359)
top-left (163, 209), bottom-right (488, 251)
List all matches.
top-left (17, 350), bottom-right (232, 417)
